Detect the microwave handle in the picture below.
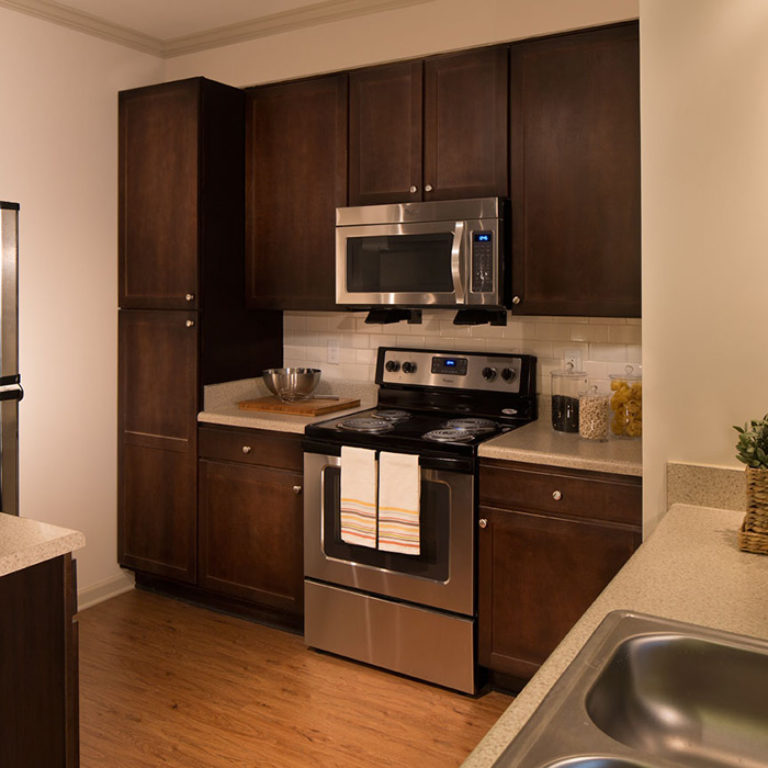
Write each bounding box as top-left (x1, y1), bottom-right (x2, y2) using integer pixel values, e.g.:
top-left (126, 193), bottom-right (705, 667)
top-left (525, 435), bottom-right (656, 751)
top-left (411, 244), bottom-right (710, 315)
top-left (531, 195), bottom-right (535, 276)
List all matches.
top-left (451, 221), bottom-right (466, 304)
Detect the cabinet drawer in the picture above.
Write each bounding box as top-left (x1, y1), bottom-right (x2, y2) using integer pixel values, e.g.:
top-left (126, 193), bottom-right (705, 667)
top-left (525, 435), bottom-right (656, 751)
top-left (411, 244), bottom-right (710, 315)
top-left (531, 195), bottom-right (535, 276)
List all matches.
top-left (198, 425), bottom-right (302, 471)
top-left (479, 460), bottom-right (641, 526)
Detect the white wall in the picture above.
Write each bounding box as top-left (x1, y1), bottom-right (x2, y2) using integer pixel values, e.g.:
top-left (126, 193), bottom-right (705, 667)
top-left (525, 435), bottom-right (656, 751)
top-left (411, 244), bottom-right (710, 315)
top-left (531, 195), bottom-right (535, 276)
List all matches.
top-left (641, 0), bottom-right (768, 531)
top-left (165, 0), bottom-right (638, 85)
top-left (0, 8), bottom-right (163, 594)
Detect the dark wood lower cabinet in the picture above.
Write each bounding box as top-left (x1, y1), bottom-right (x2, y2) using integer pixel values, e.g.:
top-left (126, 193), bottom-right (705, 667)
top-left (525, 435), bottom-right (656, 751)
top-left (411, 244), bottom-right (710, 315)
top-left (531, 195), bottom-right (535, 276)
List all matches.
top-left (0, 555), bottom-right (78, 768)
top-left (198, 460), bottom-right (303, 616)
top-left (119, 440), bottom-right (197, 583)
top-left (478, 460), bottom-right (641, 684)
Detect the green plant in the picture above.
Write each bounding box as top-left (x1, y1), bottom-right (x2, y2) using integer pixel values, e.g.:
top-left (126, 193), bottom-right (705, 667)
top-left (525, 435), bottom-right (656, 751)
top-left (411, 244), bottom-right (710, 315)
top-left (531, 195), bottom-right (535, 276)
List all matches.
top-left (734, 414), bottom-right (768, 469)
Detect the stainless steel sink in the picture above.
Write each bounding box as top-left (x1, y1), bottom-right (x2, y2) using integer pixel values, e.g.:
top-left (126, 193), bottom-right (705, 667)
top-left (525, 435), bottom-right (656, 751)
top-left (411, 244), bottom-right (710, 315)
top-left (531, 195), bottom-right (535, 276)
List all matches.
top-left (493, 611), bottom-right (768, 768)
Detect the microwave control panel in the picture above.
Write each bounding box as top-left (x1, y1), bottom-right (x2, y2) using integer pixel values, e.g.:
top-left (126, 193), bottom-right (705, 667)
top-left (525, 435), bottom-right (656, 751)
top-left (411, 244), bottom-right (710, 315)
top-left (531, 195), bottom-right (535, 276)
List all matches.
top-left (471, 231), bottom-right (494, 293)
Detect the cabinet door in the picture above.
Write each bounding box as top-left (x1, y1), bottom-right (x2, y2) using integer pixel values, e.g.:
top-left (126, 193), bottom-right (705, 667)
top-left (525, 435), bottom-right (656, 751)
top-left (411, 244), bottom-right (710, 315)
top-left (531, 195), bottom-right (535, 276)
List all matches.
top-left (349, 60), bottom-right (423, 205)
top-left (509, 23), bottom-right (640, 316)
top-left (245, 73), bottom-right (347, 311)
top-left (478, 506), bottom-right (640, 680)
top-left (118, 309), bottom-right (198, 583)
top-left (423, 46), bottom-right (508, 201)
top-left (119, 80), bottom-right (200, 309)
top-left (198, 460), bottom-right (303, 616)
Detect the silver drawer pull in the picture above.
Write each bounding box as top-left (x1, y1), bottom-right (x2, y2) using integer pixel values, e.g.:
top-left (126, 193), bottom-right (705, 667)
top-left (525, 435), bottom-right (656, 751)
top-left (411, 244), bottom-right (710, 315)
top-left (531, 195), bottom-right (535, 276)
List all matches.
top-left (185, 293), bottom-right (195, 302)
top-left (185, 319), bottom-right (195, 328)
top-left (241, 445), bottom-right (252, 454)
top-left (478, 518), bottom-right (487, 529)
top-left (292, 485), bottom-right (302, 495)
top-left (552, 490), bottom-right (562, 501)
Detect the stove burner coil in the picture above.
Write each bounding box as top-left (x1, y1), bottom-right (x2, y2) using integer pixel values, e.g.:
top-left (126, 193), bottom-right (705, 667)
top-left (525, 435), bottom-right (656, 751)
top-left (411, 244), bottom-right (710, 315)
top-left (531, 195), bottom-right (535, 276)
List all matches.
top-left (444, 418), bottom-right (497, 433)
top-left (338, 417), bottom-right (394, 433)
top-left (422, 428), bottom-right (477, 443)
top-left (371, 409), bottom-right (410, 422)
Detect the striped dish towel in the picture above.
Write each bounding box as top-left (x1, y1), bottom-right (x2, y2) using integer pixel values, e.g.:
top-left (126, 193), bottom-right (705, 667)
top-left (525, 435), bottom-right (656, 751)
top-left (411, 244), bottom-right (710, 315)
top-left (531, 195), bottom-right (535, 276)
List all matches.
top-left (339, 446), bottom-right (378, 548)
top-left (378, 451), bottom-right (421, 555)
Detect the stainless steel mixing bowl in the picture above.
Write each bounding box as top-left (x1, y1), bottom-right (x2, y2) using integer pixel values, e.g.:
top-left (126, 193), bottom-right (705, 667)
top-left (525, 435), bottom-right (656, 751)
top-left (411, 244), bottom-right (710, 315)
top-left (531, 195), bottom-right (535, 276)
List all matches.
top-left (262, 368), bottom-right (322, 401)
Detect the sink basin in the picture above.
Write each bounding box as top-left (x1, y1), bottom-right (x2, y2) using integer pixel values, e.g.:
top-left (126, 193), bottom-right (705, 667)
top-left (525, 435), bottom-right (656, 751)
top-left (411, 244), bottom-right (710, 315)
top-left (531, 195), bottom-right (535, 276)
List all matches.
top-left (586, 633), bottom-right (768, 766)
top-left (493, 611), bottom-right (768, 768)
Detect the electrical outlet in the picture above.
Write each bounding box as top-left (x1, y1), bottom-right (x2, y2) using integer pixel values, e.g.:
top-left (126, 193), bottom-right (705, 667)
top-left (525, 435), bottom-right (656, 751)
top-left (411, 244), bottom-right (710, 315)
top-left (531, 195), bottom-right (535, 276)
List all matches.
top-left (327, 337), bottom-right (340, 365)
top-left (563, 349), bottom-right (583, 372)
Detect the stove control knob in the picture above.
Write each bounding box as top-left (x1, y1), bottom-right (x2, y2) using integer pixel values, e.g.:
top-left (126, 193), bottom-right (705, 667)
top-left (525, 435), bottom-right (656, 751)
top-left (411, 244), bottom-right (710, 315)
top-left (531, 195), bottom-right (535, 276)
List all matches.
top-left (385, 360), bottom-right (400, 373)
top-left (501, 367), bottom-right (517, 382)
top-left (482, 367), bottom-right (497, 381)
top-left (402, 361), bottom-right (417, 374)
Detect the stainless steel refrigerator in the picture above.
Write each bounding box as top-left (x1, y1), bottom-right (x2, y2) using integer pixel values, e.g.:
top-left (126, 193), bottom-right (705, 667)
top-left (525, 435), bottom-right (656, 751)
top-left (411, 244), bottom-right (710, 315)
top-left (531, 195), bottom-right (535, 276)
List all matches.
top-left (0, 202), bottom-right (23, 516)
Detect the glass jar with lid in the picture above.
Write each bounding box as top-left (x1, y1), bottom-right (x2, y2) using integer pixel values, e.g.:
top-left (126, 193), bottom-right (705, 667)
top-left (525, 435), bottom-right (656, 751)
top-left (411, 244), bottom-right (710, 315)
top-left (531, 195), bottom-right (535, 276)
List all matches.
top-left (609, 365), bottom-right (642, 438)
top-left (579, 383), bottom-right (610, 441)
top-left (551, 369), bottom-right (588, 433)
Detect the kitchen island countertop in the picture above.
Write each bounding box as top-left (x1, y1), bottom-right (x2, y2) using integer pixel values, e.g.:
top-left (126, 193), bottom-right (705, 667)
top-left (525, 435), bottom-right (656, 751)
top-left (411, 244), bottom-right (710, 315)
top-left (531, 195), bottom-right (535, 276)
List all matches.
top-left (462, 503), bottom-right (768, 767)
top-left (0, 512), bottom-right (85, 578)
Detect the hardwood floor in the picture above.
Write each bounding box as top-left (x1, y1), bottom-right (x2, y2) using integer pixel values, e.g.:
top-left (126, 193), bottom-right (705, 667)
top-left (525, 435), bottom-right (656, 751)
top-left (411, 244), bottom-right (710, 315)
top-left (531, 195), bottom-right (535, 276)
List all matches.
top-left (78, 589), bottom-right (512, 767)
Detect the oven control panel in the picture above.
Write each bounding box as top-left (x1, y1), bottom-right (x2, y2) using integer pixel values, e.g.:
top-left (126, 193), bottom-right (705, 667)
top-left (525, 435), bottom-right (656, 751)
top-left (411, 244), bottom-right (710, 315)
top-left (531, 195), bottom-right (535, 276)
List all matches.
top-left (378, 348), bottom-right (525, 393)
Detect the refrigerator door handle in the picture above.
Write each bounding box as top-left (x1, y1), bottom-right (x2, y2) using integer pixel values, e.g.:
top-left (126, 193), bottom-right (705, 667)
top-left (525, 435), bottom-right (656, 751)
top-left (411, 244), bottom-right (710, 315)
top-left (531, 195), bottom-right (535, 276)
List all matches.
top-left (0, 374), bottom-right (22, 401)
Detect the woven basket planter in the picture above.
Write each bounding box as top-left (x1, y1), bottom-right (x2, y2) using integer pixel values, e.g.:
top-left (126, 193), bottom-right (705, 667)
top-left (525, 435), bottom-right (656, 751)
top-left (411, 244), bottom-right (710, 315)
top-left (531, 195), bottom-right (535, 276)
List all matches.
top-left (739, 467), bottom-right (768, 554)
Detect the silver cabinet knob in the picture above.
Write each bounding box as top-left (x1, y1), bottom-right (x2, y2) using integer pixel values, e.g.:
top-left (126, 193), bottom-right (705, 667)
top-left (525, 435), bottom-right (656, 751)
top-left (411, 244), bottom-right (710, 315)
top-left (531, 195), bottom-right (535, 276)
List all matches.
top-left (409, 185), bottom-right (418, 194)
top-left (185, 319), bottom-right (195, 328)
top-left (512, 296), bottom-right (521, 305)
top-left (185, 293), bottom-right (195, 302)
top-left (552, 490), bottom-right (562, 501)
top-left (479, 518), bottom-right (487, 529)
top-left (292, 485), bottom-right (302, 495)
top-left (241, 445), bottom-right (252, 454)
top-left (424, 183), bottom-right (433, 192)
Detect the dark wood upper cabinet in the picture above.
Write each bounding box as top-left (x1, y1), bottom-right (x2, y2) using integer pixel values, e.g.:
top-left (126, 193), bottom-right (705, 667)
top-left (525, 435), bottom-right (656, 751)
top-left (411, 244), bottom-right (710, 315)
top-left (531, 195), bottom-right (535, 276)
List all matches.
top-left (348, 46), bottom-right (508, 206)
top-left (245, 73), bottom-right (348, 311)
top-left (349, 60), bottom-right (423, 205)
top-left (423, 46), bottom-right (508, 201)
top-left (509, 22), bottom-right (641, 317)
top-left (119, 78), bottom-right (247, 311)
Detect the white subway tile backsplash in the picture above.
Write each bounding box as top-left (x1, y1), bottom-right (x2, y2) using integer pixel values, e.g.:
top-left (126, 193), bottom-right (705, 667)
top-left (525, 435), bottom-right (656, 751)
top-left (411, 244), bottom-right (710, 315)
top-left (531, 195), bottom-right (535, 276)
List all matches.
top-left (283, 311), bottom-right (641, 391)
top-left (609, 324), bottom-right (642, 345)
top-left (586, 343), bottom-right (625, 362)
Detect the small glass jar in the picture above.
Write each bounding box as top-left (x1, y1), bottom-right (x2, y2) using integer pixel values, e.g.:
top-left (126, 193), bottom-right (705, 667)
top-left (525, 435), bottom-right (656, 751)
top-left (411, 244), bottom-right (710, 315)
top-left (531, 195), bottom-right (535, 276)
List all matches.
top-left (579, 384), bottom-right (609, 441)
top-left (551, 369), bottom-right (588, 433)
top-left (609, 365), bottom-right (642, 438)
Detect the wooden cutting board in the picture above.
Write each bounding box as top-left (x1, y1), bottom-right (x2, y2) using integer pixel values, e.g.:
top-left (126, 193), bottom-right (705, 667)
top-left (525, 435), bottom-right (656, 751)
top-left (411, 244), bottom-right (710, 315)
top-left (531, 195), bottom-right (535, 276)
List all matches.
top-left (238, 395), bottom-right (361, 416)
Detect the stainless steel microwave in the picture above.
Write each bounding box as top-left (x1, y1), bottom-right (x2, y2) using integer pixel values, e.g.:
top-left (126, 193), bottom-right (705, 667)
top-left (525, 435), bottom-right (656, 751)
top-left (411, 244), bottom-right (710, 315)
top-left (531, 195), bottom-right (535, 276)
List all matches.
top-left (335, 197), bottom-right (505, 308)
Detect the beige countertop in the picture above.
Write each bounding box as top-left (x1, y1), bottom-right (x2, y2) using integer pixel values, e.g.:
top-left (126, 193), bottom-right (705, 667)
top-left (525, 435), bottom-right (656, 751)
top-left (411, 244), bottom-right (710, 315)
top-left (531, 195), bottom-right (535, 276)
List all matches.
top-left (479, 402), bottom-right (642, 476)
top-left (198, 377), bottom-right (378, 433)
top-left (201, 386), bottom-right (642, 476)
top-left (0, 512), bottom-right (85, 578)
top-left (462, 503), bottom-right (768, 767)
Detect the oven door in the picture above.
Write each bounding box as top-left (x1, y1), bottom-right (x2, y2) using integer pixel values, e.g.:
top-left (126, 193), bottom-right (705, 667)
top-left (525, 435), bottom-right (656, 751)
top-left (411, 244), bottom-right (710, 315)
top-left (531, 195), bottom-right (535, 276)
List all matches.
top-left (303, 451), bottom-right (474, 616)
top-left (335, 218), bottom-right (500, 307)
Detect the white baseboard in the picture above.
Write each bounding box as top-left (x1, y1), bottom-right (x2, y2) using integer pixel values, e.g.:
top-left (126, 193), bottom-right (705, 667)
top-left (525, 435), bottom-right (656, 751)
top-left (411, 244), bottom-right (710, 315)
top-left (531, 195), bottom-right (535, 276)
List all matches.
top-left (77, 569), bottom-right (135, 611)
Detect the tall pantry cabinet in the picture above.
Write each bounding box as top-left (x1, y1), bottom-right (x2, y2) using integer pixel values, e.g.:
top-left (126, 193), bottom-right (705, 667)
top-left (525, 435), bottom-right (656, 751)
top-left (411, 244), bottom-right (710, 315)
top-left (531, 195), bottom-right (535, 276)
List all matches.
top-left (117, 77), bottom-right (282, 583)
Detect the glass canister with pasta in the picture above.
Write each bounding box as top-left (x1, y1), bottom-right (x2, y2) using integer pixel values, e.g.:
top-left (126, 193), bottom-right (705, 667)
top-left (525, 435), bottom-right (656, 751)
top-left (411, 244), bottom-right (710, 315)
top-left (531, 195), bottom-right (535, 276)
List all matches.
top-left (609, 365), bottom-right (642, 438)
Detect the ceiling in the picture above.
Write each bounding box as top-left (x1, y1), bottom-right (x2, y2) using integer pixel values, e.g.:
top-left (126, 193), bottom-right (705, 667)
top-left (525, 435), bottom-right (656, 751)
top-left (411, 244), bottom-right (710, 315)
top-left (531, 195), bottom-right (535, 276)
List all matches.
top-left (0, 0), bottom-right (433, 57)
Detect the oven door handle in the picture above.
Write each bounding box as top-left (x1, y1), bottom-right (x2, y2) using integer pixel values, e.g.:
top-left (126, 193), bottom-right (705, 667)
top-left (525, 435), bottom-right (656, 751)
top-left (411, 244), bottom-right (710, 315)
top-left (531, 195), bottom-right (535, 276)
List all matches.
top-left (450, 221), bottom-right (466, 305)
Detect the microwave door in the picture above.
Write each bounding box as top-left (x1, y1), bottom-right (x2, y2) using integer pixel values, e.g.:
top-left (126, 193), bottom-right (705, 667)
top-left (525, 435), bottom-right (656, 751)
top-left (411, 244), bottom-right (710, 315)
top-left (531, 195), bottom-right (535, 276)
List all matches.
top-left (336, 221), bottom-right (463, 306)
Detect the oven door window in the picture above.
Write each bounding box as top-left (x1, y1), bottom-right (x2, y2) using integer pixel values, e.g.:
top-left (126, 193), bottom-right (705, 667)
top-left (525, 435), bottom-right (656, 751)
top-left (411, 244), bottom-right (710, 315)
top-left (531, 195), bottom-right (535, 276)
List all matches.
top-left (346, 233), bottom-right (454, 294)
top-left (322, 465), bottom-right (449, 581)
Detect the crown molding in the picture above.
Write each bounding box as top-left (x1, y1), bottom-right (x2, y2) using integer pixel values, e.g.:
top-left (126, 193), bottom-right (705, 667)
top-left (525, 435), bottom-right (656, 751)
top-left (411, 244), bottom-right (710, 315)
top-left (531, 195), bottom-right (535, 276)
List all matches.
top-left (0, 0), bottom-right (434, 58)
top-left (0, 0), bottom-right (161, 55)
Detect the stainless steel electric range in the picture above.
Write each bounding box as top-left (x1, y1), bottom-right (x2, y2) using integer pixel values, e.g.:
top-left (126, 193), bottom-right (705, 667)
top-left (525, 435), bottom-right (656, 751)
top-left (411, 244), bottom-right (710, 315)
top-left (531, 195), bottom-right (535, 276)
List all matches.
top-left (302, 347), bottom-right (537, 693)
